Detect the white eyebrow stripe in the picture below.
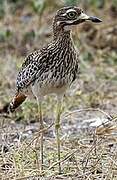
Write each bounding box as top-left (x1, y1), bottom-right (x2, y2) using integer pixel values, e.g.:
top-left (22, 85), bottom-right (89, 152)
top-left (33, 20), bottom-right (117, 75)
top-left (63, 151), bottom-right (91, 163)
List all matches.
top-left (66, 9), bottom-right (76, 13)
top-left (62, 9), bottom-right (76, 16)
top-left (62, 13), bottom-right (67, 16)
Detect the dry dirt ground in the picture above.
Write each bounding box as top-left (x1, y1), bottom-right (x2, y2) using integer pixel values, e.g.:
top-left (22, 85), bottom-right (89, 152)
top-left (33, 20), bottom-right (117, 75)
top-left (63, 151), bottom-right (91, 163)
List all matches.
top-left (0, 1), bottom-right (117, 179)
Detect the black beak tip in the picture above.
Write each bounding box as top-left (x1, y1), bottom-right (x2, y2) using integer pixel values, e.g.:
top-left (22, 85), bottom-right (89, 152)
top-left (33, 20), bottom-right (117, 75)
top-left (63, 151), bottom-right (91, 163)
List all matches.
top-left (89, 16), bottom-right (102, 23)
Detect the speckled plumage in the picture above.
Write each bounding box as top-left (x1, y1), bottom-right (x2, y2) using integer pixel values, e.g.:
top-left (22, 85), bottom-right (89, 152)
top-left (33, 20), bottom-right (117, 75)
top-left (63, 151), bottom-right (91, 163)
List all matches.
top-left (3, 6), bottom-right (101, 113)
top-left (16, 26), bottom-right (79, 98)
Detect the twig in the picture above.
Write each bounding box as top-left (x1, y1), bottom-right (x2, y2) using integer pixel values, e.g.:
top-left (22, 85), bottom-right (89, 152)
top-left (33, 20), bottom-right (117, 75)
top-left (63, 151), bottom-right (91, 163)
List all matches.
top-left (63, 108), bottom-right (112, 120)
top-left (47, 148), bottom-right (79, 171)
top-left (15, 175), bottom-right (40, 180)
top-left (108, 156), bottom-right (117, 167)
top-left (25, 122), bottom-right (54, 149)
top-left (82, 138), bottom-right (103, 172)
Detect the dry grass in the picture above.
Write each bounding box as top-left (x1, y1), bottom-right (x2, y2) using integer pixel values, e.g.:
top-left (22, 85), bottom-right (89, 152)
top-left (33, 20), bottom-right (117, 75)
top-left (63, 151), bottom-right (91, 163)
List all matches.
top-left (0, 1), bottom-right (117, 179)
top-left (0, 114), bottom-right (117, 179)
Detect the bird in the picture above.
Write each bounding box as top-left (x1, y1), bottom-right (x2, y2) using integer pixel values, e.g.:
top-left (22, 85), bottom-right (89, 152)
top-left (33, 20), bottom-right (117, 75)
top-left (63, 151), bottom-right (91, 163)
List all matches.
top-left (0, 6), bottom-right (102, 174)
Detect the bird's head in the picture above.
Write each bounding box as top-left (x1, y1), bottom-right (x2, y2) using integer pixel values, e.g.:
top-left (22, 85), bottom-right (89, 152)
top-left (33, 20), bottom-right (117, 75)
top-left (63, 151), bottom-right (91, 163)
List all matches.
top-left (53, 6), bottom-right (102, 34)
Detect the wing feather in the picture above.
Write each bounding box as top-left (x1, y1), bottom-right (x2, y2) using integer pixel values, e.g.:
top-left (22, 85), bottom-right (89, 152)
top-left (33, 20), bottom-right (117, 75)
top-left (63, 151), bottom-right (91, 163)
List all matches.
top-left (16, 49), bottom-right (48, 90)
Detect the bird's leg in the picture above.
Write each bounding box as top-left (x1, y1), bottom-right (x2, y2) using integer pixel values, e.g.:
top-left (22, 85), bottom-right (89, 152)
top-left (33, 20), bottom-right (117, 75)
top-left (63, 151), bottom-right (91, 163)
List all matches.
top-left (37, 101), bottom-right (44, 172)
top-left (55, 97), bottom-right (62, 174)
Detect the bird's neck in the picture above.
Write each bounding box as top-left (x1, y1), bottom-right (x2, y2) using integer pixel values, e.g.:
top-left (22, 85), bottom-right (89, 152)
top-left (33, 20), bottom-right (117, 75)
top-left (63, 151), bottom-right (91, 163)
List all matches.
top-left (53, 28), bottom-right (73, 48)
top-left (52, 19), bottom-right (76, 52)
top-left (53, 27), bottom-right (71, 39)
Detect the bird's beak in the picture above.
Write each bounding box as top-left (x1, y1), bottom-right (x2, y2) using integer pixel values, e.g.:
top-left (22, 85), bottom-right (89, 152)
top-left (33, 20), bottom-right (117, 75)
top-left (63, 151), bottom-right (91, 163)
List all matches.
top-left (79, 13), bottom-right (102, 23)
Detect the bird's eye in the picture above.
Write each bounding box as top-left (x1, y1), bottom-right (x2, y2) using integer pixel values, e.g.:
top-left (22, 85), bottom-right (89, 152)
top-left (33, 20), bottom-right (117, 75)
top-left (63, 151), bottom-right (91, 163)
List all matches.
top-left (67, 11), bottom-right (77, 19)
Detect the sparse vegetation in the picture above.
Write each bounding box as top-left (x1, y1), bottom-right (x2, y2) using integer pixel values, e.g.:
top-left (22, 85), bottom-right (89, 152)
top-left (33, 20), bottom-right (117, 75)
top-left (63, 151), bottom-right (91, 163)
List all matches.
top-left (0, 0), bottom-right (117, 179)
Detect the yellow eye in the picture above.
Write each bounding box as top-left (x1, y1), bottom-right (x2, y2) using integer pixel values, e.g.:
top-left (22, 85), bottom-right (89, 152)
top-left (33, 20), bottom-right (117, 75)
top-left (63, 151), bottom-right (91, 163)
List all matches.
top-left (67, 11), bottom-right (77, 19)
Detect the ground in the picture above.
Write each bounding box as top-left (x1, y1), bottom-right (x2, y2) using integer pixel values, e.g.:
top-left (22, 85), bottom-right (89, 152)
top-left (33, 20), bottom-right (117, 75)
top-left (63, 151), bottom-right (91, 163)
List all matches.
top-left (0, 1), bottom-right (117, 179)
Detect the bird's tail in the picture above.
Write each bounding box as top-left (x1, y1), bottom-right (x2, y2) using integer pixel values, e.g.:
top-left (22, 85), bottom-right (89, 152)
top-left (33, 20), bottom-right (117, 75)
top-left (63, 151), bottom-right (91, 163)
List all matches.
top-left (0, 93), bottom-right (27, 114)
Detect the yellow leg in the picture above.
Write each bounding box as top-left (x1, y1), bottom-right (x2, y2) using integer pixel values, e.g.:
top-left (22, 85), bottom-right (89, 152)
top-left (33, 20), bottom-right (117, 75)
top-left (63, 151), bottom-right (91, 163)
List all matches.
top-left (37, 101), bottom-right (44, 173)
top-left (55, 98), bottom-right (62, 174)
